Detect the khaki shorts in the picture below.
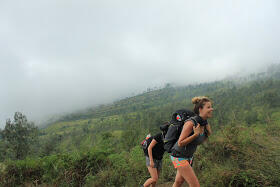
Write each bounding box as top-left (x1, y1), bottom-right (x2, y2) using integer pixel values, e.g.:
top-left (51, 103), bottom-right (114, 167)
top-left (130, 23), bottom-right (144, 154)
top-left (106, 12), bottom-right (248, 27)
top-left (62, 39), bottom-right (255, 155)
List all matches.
top-left (145, 156), bottom-right (162, 170)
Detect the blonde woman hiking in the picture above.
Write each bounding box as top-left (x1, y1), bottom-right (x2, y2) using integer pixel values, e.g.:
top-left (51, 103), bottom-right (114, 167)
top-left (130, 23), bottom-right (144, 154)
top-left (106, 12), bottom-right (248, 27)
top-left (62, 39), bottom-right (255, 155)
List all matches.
top-left (170, 96), bottom-right (213, 187)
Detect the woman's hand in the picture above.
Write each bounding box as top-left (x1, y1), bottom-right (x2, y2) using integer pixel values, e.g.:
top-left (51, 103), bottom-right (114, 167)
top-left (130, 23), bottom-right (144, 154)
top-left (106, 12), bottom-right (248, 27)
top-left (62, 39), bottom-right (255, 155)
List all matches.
top-left (193, 123), bottom-right (201, 136)
top-left (178, 121), bottom-right (201, 147)
top-left (206, 124), bottom-right (212, 136)
top-left (150, 160), bottom-right (155, 168)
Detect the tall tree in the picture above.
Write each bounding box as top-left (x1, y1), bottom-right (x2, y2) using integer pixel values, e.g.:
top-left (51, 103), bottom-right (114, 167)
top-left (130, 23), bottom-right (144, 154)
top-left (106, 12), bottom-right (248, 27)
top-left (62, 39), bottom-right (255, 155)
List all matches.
top-left (0, 112), bottom-right (38, 160)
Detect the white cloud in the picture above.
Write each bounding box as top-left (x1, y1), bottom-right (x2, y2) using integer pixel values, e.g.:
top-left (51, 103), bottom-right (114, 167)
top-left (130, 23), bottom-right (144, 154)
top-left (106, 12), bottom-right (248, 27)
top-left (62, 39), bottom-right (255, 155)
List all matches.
top-left (0, 0), bottom-right (279, 127)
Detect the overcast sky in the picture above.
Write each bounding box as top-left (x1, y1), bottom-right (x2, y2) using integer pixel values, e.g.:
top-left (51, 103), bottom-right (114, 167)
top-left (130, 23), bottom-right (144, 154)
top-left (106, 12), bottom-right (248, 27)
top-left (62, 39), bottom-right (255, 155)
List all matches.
top-left (0, 0), bottom-right (279, 128)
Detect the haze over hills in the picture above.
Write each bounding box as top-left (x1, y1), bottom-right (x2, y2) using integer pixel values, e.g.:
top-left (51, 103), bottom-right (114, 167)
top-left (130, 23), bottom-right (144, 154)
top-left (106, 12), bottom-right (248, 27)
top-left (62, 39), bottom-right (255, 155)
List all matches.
top-left (1, 65), bottom-right (280, 186)
top-left (1, 0), bottom-right (280, 128)
top-left (42, 63), bottom-right (280, 128)
top-left (1, 1), bottom-right (280, 185)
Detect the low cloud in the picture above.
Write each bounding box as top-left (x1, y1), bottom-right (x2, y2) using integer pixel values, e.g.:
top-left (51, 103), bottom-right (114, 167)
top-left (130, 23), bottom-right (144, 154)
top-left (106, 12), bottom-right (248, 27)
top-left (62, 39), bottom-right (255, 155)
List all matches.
top-left (0, 0), bottom-right (279, 127)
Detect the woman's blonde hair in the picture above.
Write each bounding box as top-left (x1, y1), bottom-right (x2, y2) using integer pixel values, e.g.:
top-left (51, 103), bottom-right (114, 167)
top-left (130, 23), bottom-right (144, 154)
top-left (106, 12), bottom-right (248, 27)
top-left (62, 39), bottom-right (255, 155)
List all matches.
top-left (192, 96), bottom-right (212, 115)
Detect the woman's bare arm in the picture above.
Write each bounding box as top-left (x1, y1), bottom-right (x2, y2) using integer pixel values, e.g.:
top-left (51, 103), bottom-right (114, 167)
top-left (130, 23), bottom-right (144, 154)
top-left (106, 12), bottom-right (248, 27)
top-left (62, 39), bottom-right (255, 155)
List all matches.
top-left (147, 139), bottom-right (158, 167)
top-left (177, 121), bottom-right (200, 147)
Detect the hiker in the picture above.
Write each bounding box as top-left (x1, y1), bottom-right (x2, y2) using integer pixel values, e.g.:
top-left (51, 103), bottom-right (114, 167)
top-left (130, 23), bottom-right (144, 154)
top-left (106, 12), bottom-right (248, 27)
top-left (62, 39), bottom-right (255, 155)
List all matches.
top-left (142, 132), bottom-right (165, 187)
top-left (171, 96), bottom-right (213, 187)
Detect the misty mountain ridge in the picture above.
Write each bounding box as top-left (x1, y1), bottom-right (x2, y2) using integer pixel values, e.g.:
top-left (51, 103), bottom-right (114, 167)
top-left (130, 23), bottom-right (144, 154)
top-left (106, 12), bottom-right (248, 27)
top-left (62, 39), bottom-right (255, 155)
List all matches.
top-left (42, 63), bottom-right (280, 128)
top-left (1, 64), bottom-right (280, 186)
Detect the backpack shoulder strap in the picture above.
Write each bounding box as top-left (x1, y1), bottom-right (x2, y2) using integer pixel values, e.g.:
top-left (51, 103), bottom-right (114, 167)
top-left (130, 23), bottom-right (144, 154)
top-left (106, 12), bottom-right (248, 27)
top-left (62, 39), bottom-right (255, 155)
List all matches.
top-left (161, 131), bottom-right (164, 139)
top-left (188, 116), bottom-right (198, 127)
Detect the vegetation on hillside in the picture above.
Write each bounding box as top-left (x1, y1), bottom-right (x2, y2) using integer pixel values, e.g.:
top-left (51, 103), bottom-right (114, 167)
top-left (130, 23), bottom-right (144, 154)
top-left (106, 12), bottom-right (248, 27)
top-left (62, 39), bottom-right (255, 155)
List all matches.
top-left (0, 64), bottom-right (280, 186)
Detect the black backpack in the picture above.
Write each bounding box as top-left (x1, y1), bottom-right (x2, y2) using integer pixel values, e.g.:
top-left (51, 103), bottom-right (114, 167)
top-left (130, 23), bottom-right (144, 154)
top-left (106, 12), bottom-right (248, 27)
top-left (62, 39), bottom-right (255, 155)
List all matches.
top-left (140, 122), bottom-right (170, 156)
top-left (141, 134), bottom-right (153, 156)
top-left (163, 109), bottom-right (196, 153)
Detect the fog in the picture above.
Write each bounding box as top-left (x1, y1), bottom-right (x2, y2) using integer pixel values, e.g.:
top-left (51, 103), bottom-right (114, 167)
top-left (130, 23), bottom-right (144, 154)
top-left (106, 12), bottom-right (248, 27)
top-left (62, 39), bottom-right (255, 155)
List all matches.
top-left (0, 0), bottom-right (279, 127)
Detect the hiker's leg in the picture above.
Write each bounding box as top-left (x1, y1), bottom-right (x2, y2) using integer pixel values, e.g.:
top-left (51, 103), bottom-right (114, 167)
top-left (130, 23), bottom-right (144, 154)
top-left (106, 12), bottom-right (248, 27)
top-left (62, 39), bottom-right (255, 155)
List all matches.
top-left (152, 169), bottom-right (161, 187)
top-left (172, 170), bottom-right (184, 187)
top-left (143, 166), bottom-right (158, 187)
top-left (177, 163), bottom-right (200, 187)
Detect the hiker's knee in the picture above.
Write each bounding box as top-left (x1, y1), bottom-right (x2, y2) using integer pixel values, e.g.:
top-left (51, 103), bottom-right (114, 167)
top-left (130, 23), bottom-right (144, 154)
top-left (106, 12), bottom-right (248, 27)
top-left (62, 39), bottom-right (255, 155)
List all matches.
top-left (151, 176), bottom-right (158, 183)
top-left (174, 178), bottom-right (184, 186)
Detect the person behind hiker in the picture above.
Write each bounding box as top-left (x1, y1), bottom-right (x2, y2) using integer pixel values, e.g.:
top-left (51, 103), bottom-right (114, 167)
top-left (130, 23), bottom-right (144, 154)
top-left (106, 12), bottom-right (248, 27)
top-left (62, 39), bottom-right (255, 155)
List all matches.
top-left (171, 96), bottom-right (213, 187)
top-left (143, 132), bottom-right (165, 187)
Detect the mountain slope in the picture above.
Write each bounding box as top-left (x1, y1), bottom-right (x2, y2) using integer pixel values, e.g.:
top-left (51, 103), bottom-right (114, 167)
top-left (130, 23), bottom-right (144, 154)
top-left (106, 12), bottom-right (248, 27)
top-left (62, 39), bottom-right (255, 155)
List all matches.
top-left (1, 65), bottom-right (280, 186)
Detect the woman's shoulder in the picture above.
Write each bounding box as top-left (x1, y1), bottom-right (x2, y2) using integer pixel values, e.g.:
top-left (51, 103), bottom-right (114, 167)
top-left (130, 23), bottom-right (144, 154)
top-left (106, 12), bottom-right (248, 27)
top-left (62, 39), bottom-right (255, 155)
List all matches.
top-left (184, 119), bottom-right (196, 127)
top-left (182, 120), bottom-right (195, 132)
top-left (154, 132), bottom-right (162, 137)
top-left (153, 133), bottom-right (163, 141)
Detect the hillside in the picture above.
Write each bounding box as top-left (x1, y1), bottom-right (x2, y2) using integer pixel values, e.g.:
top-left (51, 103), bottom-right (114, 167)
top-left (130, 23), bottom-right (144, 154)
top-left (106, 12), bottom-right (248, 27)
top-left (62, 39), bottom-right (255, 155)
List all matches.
top-left (1, 65), bottom-right (280, 186)
top-left (39, 66), bottom-right (280, 153)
